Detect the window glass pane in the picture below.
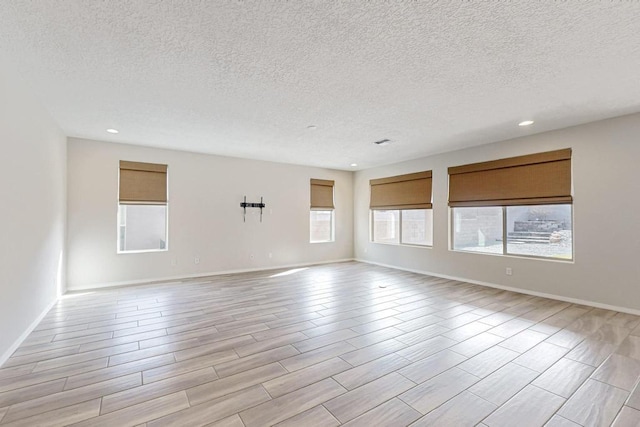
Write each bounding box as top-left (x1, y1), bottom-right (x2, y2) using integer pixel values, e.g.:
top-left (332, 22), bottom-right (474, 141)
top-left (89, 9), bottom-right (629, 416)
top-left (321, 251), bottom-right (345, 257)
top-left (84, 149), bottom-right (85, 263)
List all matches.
top-left (506, 204), bottom-right (573, 259)
top-left (372, 210), bottom-right (400, 244)
top-left (118, 205), bottom-right (167, 252)
top-left (310, 210), bottom-right (333, 242)
top-left (401, 209), bottom-right (433, 246)
top-left (452, 207), bottom-right (503, 254)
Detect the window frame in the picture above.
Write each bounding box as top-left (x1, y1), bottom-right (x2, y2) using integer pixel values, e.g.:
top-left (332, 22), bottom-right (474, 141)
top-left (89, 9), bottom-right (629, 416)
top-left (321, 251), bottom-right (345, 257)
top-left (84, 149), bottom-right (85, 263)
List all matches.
top-left (370, 208), bottom-right (433, 248)
top-left (117, 203), bottom-right (169, 254)
top-left (117, 161), bottom-right (169, 255)
top-left (309, 209), bottom-right (335, 244)
top-left (450, 204), bottom-right (574, 261)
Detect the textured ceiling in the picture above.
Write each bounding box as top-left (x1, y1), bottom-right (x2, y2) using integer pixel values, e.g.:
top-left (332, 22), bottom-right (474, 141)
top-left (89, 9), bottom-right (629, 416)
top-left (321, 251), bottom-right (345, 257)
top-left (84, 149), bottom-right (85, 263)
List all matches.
top-left (1, 1), bottom-right (640, 170)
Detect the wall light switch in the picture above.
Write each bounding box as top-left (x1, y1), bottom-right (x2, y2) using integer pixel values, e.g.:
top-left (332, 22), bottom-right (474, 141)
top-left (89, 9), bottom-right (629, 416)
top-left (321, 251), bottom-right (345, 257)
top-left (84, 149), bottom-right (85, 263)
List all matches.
top-left (194, 257), bottom-right (200, 265)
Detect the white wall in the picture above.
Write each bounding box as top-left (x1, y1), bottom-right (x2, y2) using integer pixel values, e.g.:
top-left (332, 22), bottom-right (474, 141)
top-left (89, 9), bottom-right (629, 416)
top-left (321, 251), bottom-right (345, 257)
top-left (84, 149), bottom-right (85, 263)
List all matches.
top-left (0, 66), bottom-right (66, 362)
top-left (355, 113), bottom-right (640, 312)
top-left (67, 138), bottom-right (353, 289)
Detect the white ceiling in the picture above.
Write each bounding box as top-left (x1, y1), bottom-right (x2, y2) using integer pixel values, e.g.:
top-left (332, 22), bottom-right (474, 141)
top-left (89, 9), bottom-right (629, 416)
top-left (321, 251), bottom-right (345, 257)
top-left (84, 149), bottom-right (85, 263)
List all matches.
top-left (1, 1), bottom-right (640, 170)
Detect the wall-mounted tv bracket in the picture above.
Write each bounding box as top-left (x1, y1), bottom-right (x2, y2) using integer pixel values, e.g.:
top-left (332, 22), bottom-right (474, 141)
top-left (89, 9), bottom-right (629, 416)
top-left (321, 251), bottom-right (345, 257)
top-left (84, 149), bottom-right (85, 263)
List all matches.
top-left (240, 196), bottom-right (266, 222)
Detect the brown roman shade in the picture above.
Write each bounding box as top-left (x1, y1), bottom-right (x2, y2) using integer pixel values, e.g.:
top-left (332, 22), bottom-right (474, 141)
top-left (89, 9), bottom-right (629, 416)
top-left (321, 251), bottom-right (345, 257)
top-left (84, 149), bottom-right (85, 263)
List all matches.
top-left (448, 148), bottom-right (572, 207)
top-left (310, 179), bottom-right (335, 209)
top-left (119, 161), bottom-right (168, 204)
top-left (370, 171), bottom-right (432, 210)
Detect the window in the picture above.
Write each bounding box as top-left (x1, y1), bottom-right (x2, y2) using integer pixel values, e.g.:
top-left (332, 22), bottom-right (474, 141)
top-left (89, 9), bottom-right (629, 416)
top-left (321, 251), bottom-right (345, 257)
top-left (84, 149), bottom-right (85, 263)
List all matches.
top-left (401, 209), bottom-right (433, 246)
top-left (310, 179), bottom-right (334, 243)
top-left (370, 171), bottom-right (433, 247)
top-left (449, 149), bottom-right (573, 260)
top-left (310, 210), bottom-right (334, 243)
top-left (372, 209), bottom-right (433, 246)
top-left (118, 161), bottom-right (168, 253)
top-left (372, 210), bottom-right (399, 244)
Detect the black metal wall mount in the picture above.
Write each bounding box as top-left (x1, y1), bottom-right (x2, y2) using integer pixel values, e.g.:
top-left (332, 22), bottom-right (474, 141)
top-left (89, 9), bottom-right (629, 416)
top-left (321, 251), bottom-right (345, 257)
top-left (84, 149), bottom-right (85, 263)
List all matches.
top-left (240, 196), bottom-right (266, 222)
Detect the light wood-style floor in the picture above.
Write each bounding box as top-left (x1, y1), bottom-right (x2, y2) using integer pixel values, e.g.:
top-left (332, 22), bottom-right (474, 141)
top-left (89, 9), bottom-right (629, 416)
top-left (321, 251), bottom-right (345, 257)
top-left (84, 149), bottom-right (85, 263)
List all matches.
top-left (1, 262), bottom-right (640, 427)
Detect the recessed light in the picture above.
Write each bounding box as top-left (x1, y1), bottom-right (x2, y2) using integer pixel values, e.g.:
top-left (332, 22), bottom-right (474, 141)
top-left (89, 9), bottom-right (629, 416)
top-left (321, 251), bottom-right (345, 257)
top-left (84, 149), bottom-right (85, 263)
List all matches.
top-left (350, 163), bottom-right (358, 167)
top-left (106, 128), bottom-right (119, 134)
top-left (307, 125), bottom-right (317, 130)
top-left (518, 120), bottom-right (534, 127)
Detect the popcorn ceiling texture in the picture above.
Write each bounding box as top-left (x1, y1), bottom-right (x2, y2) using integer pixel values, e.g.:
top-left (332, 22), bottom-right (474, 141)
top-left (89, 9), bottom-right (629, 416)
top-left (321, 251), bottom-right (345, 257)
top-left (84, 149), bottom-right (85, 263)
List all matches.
top-left (1, 1), bottom-right (639, 169)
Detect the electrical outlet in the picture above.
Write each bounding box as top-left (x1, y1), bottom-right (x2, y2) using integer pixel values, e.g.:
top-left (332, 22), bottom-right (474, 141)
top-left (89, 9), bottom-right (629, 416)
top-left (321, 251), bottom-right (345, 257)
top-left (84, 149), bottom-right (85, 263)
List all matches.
top-left (250, 254), bottom-right (255, 259)
top-left (194, 257), bottom-right (200, 265)
top-left (506, 267), bottom-right (512, 276)
top-left (268, 253), bottom-right (272, 259)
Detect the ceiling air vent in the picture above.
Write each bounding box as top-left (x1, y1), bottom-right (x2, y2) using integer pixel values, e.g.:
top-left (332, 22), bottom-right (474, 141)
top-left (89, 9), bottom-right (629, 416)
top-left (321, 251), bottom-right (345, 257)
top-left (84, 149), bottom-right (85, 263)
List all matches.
top-left (373, 139), bottom-right (391, 146)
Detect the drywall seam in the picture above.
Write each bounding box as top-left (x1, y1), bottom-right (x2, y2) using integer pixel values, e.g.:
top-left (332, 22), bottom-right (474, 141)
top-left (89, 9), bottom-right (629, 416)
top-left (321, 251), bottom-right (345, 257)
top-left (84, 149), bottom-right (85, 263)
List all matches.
top-left (0, 297), bottom-right (58, 367)
top-left (66, 258), bottom-right (355, 291)
top-left (356, 259), bottom-right (640, 316)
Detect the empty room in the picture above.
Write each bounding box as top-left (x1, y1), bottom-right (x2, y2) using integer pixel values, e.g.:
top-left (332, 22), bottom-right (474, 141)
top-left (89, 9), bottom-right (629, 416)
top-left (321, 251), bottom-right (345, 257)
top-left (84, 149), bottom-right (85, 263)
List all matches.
top-left (2, 1), bottom-right (640, 426)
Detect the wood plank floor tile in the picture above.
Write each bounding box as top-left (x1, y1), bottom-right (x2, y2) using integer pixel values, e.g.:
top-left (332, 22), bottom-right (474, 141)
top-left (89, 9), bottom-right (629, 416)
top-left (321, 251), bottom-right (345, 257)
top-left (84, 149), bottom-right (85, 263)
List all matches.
top-left (262, 357), bottom-right (351, 398)
top-left (3, 346), bottom-right (81, 368)
top-left (625, 380), bottom-right (640, 410)
top-left (0, 378), bottom-right (66, 408)
top-left (175, 337), bottom-right (255, 362)
top-left (333, 353), bottom-right (410, 390)
top-left (186, 362), bottom-right (287, 406)
top-left (545, 415), bottom-right (582, 427)
top-left (65, 353), bottom-right (176, 390)
top-left (511, 341), bottom-right (568, 373)
top-left (498, 329), bottom-right (548, 353)
top-left (449, 332), bottom-right (504, 358)
top-left (457, 346), bottom-right (519, 379)
top-left (292, 330), bottom-right (358, 353)
top-left (397, 349), bottom-right (467, 384)
top-left (557, 379), bottom-right (628, 427)
top-left (483, 385), bottom-right (565, 427)
top-left (280, 341), bottom-right (357, 372)
top-left (440, 321), bottom-right (493, 341)
top-left (274, 405), bottom-right (339, 427)
top-left (70, 391), bottom-right (190, 427)
top-left (612, 406), bottom-right (640, 427)
top-left (214, 345), bottom-right (299, 378)
top-left (399, 367), bottom-right (479, 414)
top-left (396, 336), bottom-right (457, 362)
top-left (101, 367), bottom-right (217, 414)
top-left (0, 364), bottom-right (35, 382)
top-left (346, 326), bottom-right (405, 348)
top-left (0, 398), bottom-right (101, 427)
top-left (468, 362), bottom-right (538, 406)
top-left (591, 353), bottom-right (640, 391)
top-left (324, 372), bottom-right (415, 423)
top-left (32, 342), bottom-right (139, 373)
top-left (147, 384), bottom-right (270, 427)
top-left (342, 397), bottom-right (421, 427)
top-left (410, 391), bottom-right (496, 427)
top-left (240, 378), bottom-right (346, 426)
top-left (3, 373), bottom-right (141, 423)
top-left (0, 358), bottom-right (108, 393)
top-left (141, 352), bottom-right (231, 384)
top-left (532, 358), bottom-right (595, 398)
top-left (207, 414), bottom-right (244, 427)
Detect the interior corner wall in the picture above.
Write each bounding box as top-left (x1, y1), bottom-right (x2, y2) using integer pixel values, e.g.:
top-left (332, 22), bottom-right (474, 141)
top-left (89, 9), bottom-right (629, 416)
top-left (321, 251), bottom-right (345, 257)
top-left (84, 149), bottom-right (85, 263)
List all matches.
top-left (66, 138), bottom-right (354, 290)
top-left (0, 66), bottom-right (67, 362)
top-left (355, 113), bottom-right (640, 312)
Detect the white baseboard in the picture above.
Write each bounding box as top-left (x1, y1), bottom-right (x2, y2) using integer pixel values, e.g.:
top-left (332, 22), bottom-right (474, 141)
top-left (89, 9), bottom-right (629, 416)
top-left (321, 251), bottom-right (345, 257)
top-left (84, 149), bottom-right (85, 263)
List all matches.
top-left (67, 258), bottom-right (356, 291)
top-left (0, 297), bottom-right (58, 367)
top-left (355, 258), bottom-right (640, 316)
